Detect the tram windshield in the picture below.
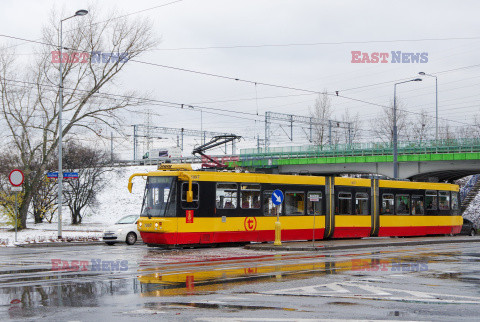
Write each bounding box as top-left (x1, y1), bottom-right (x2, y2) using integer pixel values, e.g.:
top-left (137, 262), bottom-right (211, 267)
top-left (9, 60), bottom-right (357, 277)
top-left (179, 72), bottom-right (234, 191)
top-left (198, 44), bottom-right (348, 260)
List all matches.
top-left (141, 176), bottom-right (176, 217)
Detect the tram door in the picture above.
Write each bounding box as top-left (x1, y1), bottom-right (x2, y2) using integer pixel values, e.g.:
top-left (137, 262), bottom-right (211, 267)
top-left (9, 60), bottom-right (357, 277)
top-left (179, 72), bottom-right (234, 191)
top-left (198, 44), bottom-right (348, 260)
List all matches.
top-left (324, 177), bottom-right (376, 239)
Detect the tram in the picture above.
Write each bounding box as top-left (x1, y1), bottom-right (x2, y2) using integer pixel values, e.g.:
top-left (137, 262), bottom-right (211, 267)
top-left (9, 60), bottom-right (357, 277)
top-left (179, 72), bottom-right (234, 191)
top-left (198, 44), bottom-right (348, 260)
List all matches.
top-left (128, 164), bottom-right (462, 247)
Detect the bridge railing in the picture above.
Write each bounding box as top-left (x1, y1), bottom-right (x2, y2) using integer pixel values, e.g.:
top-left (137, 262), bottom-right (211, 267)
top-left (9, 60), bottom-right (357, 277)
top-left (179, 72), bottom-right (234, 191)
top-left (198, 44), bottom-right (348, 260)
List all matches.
top-left (240, 138), bottom-right (480, 162)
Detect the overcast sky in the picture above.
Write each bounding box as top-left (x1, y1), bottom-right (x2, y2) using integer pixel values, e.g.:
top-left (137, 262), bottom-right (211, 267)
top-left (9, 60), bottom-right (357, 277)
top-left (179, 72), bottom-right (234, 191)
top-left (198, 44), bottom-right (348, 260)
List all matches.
top-left (1, 0), bottom-right (479, 157)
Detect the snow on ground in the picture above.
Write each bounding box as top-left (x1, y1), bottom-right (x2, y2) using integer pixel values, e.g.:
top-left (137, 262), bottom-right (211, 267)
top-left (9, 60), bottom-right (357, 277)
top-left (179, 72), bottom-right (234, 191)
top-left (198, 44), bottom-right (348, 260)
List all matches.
top-left (0, 165), bottom-right (157, 246)
top-left (0, 229), bottom-right (102, 247)
top-left (464, 194), bottom-right (480, 227)
top-left (88, 165), bottom-right (157, 225)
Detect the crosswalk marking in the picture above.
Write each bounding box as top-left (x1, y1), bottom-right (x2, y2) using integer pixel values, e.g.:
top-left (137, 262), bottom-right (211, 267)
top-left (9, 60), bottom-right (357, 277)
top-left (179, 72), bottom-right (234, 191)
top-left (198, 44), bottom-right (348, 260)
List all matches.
top-left (263, 281), bottom-right (480, 304)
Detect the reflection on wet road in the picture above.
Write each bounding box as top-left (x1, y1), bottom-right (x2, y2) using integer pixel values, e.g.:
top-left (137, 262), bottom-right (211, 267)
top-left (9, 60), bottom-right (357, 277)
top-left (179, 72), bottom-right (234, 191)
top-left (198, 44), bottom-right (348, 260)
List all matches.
top-left (1, 241), bottom-right (480, 320)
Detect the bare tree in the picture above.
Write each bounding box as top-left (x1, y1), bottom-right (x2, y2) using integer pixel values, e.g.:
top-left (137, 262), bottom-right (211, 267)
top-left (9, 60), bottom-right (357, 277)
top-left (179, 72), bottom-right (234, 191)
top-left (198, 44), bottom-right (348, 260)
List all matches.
top-left (341, 109), bottom-right (361, 146)
top-left (373, 99), bottom-right (409, 144)
top-left (0, 6), bottom-right (158, 229)
top-left (62, 142), bottom-right (111, 225)
top-left (0, 152), bottom-right (22, 228)
top-left (438, 120), bottom-right (455, 140)
top-left (456, 114), bottom-right (480, 140)
top-left (31, 176), bottom-right (57, 224)
top-left (310, 91), bottom-right (332, 147)
top-left (409, 109), bottom-right (433, 143)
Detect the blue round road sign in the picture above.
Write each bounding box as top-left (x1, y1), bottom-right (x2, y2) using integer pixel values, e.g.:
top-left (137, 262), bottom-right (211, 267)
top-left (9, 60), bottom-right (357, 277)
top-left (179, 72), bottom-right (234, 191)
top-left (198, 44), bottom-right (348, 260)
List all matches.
top-left (271, 189), bottom-right (284, 205)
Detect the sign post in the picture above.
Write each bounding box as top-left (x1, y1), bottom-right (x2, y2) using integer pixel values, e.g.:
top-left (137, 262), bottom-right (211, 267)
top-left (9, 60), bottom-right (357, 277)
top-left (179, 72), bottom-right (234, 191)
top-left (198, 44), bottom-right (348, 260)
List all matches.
top-left (46, 171), bottom-right (79, 238)
top-left (271, 189), bottom-right (284, 246)
top-left (9, 170), bottom-right (24, 243)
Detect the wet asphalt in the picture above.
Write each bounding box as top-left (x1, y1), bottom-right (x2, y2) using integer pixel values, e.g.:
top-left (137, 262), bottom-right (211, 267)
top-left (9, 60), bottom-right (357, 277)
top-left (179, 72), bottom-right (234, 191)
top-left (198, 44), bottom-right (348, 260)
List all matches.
top-left (1, 237), bottom-right (480, 321)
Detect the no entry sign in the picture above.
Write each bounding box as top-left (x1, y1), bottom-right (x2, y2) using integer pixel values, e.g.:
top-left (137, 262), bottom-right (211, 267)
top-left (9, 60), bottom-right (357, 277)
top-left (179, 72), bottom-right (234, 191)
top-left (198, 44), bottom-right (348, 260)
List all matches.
top-left (9, 169), bottom-right (24, 187)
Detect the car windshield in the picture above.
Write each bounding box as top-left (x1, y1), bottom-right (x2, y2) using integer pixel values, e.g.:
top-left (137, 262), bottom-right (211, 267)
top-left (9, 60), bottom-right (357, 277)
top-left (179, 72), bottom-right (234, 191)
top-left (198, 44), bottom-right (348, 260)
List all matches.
top-left (116, 215), bottom-right (138, 224)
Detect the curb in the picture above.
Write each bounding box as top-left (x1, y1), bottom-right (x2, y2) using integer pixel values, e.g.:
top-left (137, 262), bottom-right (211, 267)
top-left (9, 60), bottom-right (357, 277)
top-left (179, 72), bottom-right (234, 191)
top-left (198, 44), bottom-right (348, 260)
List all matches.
top-left (15, 241), bottom-right (105, 248)
top-left (244, 237), bottom-right (480, 252)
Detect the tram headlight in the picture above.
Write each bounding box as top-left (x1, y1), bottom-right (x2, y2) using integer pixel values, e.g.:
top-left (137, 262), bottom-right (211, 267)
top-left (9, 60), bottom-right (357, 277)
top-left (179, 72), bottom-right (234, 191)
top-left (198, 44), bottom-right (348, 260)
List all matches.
top-left (139, 222), bottom-right (142, 227)
top-left (155, 223), bottom-right (158, 228)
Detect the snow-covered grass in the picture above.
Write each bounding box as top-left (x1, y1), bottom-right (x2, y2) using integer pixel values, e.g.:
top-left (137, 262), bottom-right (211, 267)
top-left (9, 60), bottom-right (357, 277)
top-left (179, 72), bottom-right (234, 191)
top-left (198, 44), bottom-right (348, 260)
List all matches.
top-left (0, 165), bottom-right (157, 246)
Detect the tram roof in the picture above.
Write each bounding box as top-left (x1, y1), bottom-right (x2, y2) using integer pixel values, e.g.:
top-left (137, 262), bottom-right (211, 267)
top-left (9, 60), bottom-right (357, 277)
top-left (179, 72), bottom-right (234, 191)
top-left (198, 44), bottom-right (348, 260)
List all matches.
top-left (135, 164), bottom-right (458, 191)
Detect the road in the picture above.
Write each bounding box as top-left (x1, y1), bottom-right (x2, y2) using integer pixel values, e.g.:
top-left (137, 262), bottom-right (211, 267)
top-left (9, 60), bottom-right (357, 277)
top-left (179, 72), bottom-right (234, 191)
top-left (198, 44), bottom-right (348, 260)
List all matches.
top-left (1, 239), bottom-right (480, 321)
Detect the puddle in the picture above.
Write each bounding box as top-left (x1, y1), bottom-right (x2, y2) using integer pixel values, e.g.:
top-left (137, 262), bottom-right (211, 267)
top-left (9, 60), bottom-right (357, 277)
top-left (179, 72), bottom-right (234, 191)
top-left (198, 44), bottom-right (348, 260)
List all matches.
top-left (144, 301), bottom-right (298, 312)
top-left (327, 301), bottom-right (358, 306)
top-left (388, 310), bottom-right (407, 317)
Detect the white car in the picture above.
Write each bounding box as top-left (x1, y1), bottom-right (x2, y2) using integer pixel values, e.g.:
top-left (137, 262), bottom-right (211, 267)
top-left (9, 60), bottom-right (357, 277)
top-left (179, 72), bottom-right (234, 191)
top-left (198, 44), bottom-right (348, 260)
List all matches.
top-left (103, 215), bottom-right (142, 245)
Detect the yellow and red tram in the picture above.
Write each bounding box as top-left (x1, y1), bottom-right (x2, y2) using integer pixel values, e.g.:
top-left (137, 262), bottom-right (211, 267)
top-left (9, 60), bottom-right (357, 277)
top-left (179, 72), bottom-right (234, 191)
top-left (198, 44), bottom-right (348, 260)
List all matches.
top-left (128, 164), bottom-right (462, 247)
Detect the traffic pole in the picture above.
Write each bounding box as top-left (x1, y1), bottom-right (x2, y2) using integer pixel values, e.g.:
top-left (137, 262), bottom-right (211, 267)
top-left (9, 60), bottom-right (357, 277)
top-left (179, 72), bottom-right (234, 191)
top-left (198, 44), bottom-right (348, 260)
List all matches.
top-left (274, 205), bottom-right (282, 246)
top-left (14, 192), bottom-right (18, 243)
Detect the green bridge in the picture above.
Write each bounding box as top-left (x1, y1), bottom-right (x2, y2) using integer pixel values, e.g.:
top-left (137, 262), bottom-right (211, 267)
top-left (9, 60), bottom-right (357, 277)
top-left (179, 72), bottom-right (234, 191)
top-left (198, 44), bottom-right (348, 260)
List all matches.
top-left (235, 138), bottom-right (480, 181)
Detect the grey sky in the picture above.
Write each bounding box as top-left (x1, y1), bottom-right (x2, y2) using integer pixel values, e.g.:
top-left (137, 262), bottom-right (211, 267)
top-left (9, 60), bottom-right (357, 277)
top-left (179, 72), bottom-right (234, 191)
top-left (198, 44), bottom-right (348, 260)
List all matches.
top-left (1, 0), bottom-right (479, 157)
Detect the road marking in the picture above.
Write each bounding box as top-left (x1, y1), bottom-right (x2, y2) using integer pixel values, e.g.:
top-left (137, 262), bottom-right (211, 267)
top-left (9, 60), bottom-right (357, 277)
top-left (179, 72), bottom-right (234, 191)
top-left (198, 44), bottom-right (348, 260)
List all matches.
top-left (263, 281), bottom-right (480, 304)
top-left (196, 319), bottom-right (420, 322)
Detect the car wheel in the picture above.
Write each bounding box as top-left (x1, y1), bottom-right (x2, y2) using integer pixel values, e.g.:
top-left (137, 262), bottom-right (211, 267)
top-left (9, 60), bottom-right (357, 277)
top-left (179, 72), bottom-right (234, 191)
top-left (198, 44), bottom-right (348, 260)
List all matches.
top-left (105, 242), bottom-right (115, 246)
top-left (471, 229), bottom-right (476, 236)
top-left (126, 232), bottom-right (137, 245)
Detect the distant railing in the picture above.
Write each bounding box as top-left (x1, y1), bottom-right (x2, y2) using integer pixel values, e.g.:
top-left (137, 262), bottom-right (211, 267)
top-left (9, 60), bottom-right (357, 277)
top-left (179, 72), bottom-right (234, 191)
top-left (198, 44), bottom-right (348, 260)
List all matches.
top-left (115, 155), bottom-right (235, 166)
top-left (240, 138), bottom-right (480, 161)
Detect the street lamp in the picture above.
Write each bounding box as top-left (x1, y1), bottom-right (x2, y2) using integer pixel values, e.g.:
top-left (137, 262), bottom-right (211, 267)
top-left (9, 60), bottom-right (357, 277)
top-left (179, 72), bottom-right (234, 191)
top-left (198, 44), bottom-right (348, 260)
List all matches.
top-left (418, 72), bottom-right (438, 142)
top-left (58, 9), bottom-right (88, 239)
top-left (393, 78), bottom-right (422, 179)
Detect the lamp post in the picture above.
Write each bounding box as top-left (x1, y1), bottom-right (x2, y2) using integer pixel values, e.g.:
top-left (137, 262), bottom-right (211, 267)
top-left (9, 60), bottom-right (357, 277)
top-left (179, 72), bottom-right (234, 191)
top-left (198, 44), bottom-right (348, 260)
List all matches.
top-left (418, 72), bottom-right (438, 142)
top-left (393, 78), bottom-right (422, 179)
top-left (58, 9), bottom-right (88, 239)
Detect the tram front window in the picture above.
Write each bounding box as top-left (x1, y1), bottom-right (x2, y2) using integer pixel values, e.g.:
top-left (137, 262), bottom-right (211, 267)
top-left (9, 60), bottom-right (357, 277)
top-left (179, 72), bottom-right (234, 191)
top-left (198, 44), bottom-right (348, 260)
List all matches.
top-left (141, 176), bottom-right (176, 217)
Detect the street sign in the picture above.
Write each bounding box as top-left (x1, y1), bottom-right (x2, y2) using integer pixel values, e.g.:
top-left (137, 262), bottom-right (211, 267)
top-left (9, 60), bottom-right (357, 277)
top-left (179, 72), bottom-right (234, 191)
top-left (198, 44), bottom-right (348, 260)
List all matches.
top-left (47, 172), bottom-right (58, 179)
top-left (46, 172), bottom-right (79, 179)
top-left (63, 172), bottom-right (79, 179)
top-left (272, 189), bottom-right (284, 205)
top-left (9, 169), bottom-right (24, 187)
top-left (9, 169), bottom-right (23, 244)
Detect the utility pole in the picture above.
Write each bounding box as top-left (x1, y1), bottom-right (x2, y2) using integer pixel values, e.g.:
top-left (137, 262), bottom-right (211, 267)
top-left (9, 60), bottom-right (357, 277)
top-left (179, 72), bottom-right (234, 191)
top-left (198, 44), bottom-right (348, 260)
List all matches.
top-left (181, 128), bottom-right (184, 151)
top-left (348, 123), bottom-right (352, 148)
top-left (329, 120), bottom-right (332, 148)
top-left (110, 132), bottom-right (113, 163)
top-left (146, 108), bottom-right (152, 153)
top-left (133, 125), bottom-right (138, 160)
top-left (264, 112), bottom-right (270, 149)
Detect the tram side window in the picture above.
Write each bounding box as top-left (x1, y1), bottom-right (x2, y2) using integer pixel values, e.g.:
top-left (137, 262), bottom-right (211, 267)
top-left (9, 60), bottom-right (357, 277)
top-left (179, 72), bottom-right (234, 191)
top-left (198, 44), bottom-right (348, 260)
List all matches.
top-left (381, 194), bottom-right (394, 215)
top-left (240, 184), bottom-right (261, 209)
top-left (263, 191), bottom-right (282, 216)
top-left (425, 190), bottom-right (437, 211)
top-left (216, 183), bottom-right (238, 209)
top-left (396, 195), bottom-right (410, 215)
top-left (411, 195), bottom-right (424, 215)
top-left (338, 192), bottom-right (352, 215)
top-left (439, 191), bottom-right (450, 210)
top-left (452, 192), bottom-right (459, 211)
top-left (285, 191), bottom-right (305, 215)
top-left (355, 193), bottom-right (369, 215)
top-left (181, 182), bottom-right (199, 209)
top-left (307, 192), bottom-right (322, 215)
